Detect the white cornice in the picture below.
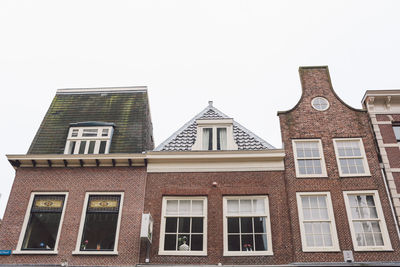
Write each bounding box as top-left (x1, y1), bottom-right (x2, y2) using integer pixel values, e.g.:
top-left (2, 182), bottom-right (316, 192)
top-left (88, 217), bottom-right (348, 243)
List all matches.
top-left (6, 153), bottom-right (146, 168)
top-left (56, 86), bottom-right (147, 95)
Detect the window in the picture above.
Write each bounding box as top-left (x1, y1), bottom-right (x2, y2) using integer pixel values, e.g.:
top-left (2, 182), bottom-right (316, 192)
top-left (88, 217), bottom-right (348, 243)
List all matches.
top-left (191, 119), bottom-right (238, 151)
top-left (343, 191), bottom-right (392, 251)
top-left (311, 97), bottom-right (329, 111)
top-left (393, 125), bottom-right (400, 142)
top-left (202, 127), bottom-right (227, 150)
top-left (333, 138), bottom-right (370, 177)
top-left (223, 196), bottom-right (272, 256)
top-left (14, 192), bottom-right (68, 254)
top-left (292, 140), bottom-right (327, 178)
top-left (296, 192), bottom-right (339, 252)
top-left (73, 192), bottom-right (123, 255)
top-left (159, 197), bottom-right (207, 255)
top-left (64, 126), bottom-right (113, 155)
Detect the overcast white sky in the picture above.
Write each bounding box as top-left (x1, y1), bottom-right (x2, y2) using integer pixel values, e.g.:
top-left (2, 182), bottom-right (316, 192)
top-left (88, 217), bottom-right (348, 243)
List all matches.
top-left (1, 0), bottom-right (400, 217)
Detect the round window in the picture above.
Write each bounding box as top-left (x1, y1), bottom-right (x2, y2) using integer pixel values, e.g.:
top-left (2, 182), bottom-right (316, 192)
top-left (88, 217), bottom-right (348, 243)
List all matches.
top-left (311, 97), bottom-right (329, 111)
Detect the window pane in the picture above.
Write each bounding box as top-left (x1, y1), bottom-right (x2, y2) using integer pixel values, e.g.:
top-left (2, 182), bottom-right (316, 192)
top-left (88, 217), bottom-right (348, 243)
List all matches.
top-left (166, 200), bottom-right (178, 215)
top-left (228, 235), bottom-right (240, 251)
top-left (240, 217), bottom-right (253, 233)
top-left (102, 129), bottom-right (109, 137)
top-left (178, 217), bottom-right (190, 233)
top-left (217, 128), bottom-right (227, 150)
top-left (253, 199), bottom-right (265, 213)
top-left (227, 200), bottom-right (239, 214)
top-left (79, 141), bottom-right (86, 154)
top-left (241, 234), bottom-right (254, 251)
top-left (69, 141), bottom-right (76, 154)
top-left (22, 213), bottom-right (62, 250)
top-left (178, 235), bottom-right (190, 251)
top-left (99, 141), bottom-right (107, 154)
top-left (191, 218), bottom-right (203, 233)
top-left (202, 128), bottom-right (213, 150)
top-left (179, 200), bottom-right (190, 215)
top-left (228, 218), bottom-right (239, 233)
top-left (192, 200), bottom-right (203, 215)
top-left (71, 129), bottom-right (79, 137)
top-left (81, 213), bottom-right (118, 250)
top-left (253, 217), bottom-right (267, 233)
top-left (164, 234), bottom-right (176, 250)
top-left (165, 217), bottom-right (177, 233)
top-left (394, 126), bottom-right (400, 141)
top-left (240, 200), bottom-right (252, 213)
top-left (254, 234), bottom-right (268, 251)
top-left (88, 141), bottom-right (95, 154)
top-left (191, 234), bottom-right (203, 251)
top-left (82, 129), bottom-right (98, 137)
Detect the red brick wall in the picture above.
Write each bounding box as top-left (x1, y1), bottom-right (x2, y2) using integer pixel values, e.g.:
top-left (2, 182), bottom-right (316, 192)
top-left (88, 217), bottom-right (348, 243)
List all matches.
top-left (278, 67), bottom-right (400, 263)
top-left (140, 171), bottom-right (293, 265)
top-left (0, 167), bottom-right (146, 266)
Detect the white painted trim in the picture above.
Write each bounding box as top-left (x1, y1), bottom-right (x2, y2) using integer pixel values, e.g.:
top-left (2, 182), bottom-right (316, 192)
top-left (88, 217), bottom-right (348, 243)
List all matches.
top-left (64, 126), bottom-right (114, 155)
top-left (376, 121), bottom-right (394, 125)
top-left (332, 138), bottom-right (371, 177)
top-left (343, 190), bottom-right (393, 251)
top-left (13, 192), bottom-right (69, 255)
top-left (57, 86), bottom-right (147, 94)
top-left (296, 192), bottom-right (340, 252)
top-left (292, 139), bottom-right (328, 178)
top-left (311, 97), bottom-right (330, 111)
top-left (222, 196), bottom-right (273, 256)
top-left (72, 192), bottom-right (124, 255)
top-left (158, 196), bottom-right (207, 256)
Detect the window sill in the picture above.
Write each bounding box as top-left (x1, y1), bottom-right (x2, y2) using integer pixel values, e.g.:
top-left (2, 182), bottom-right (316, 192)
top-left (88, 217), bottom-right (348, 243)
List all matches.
top-left (223, 251), bottom-right (273, 256)
top-left (353, 247), bottom-right (393, 252)
top-left (302, 248), bottom-right (341, 253)
top-left (158, 251), bottom-right (207, 256)
top-left (339, 174), bottom-right (371, 178)
top-left (296, 175), bottom-right (329, 179)
top-left (13, 250), bottom-right (58, 255)
top-left (72, 250), bottom-right (118, 256)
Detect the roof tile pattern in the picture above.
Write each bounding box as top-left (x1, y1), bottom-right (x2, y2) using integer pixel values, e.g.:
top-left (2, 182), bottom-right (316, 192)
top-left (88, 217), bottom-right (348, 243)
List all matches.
top-left (157, 105), bottom-right (274, 151)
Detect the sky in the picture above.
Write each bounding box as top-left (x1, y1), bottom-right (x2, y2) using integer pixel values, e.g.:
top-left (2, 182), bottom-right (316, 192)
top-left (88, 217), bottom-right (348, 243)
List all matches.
top-left (1, 0), bottom-right (400, 217)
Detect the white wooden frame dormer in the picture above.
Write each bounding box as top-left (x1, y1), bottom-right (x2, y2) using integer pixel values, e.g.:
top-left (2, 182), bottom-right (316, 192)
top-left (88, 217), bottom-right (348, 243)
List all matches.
top-left (191, 119), bottom-right (238, 151)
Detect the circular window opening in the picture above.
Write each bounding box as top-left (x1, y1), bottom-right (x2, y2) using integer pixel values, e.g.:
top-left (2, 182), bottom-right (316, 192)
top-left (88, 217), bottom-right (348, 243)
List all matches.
top-left (311, 97), bottom-right (329, 111)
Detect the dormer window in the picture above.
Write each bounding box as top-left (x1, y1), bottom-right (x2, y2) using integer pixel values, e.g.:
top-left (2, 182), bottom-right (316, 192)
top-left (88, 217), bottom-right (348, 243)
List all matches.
top-left (192, 119), bottom-right (238, 151)
top-left (64, 122), bottom-right (114, 155)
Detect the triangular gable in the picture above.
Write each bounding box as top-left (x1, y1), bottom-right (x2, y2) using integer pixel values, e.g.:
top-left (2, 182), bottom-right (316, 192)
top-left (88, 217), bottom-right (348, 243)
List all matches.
top-left (155, 103), bottom-right (274, 151)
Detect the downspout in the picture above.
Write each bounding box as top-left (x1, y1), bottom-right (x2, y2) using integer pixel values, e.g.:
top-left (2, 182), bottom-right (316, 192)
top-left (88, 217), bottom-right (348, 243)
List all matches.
top-left (380, 163), bottom-right (400, 241)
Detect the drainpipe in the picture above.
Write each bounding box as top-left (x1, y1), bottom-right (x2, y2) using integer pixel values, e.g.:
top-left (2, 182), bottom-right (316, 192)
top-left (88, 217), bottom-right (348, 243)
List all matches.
top-left (380, 163), bottom-right (400, 241)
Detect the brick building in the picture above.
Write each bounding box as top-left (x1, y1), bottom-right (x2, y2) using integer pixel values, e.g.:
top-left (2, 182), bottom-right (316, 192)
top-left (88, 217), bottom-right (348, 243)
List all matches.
top-left (362, 91), bottom-right (400, 224)
top-left (1, 67), bottom-right (400, 266)
top-left (0, 87), bottom-right (154, 266)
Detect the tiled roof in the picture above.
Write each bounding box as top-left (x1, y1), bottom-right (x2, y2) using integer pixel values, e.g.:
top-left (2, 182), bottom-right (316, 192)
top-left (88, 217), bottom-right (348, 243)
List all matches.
top-left (28, 87), bottom-right (154, 154)
top-left (155, 102), bottom-right (274, 151)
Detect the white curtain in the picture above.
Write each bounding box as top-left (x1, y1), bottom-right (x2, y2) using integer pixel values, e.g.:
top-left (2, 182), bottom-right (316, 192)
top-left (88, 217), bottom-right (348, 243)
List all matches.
top-left (218, 128), bottom-right (227, 150)
top-left (202, 128), bottom-right (211, 150)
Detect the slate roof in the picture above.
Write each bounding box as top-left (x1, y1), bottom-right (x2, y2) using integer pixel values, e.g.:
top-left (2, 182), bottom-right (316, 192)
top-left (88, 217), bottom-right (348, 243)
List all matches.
top-left (155, 102), bottom-right (274, 151)
top-left (28, 87), bottom-right (154, 154)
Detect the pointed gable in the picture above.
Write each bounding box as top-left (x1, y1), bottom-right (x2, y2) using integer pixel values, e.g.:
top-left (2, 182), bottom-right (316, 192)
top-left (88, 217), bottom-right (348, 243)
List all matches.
top-left (155, 102), bottom-right (274, 151)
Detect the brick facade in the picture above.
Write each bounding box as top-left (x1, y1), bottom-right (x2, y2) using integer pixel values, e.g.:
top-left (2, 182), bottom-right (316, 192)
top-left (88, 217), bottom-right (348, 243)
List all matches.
top-left (139, 171), bottom-right (292, 265)
top-left (278, 67), bottom-right (400, 263)
top-left (0, 167), bottom-right (146, 266)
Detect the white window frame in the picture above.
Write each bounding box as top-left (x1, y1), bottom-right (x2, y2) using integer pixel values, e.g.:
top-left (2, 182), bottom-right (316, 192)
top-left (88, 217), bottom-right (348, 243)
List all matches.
top-left (333, 138), bottom-right (371, 177)
top-left (64, 126), bottom-right (114, 155)
top-left (292, 139), bottom-right (328, 178)
top-left (13, 192), bottom-right (69, 255)
top-left (72, 192), bottom-right (124, 255)
top-left (343, 190), bottom-right (392, 251)
top-left (296, 192), bottom-right (340, 252)
top-left (223, 196), bottom-right (273, 256)
top-left (159, 196), bottom-right (208, 256)
top-left (311, 97), bottom-right (330, 111)
top-left (191, 119), bottom-right (238, 151)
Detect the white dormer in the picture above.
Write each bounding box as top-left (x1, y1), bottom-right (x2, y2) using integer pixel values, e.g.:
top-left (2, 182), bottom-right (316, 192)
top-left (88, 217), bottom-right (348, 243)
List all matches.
top-left (191, 119), bottom-right (238, 151)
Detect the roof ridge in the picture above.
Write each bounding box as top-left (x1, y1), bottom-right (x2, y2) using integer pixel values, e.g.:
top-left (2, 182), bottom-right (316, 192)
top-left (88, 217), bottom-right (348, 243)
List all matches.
top-left (57, 86), bottom-right (147, 94)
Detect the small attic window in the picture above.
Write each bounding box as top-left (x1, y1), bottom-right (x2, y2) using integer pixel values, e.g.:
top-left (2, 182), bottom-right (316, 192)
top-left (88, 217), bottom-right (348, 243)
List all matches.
top-left (64, 122), bottom-right (114, 155)
top-left (311, 97), bottom-right (329, 111)
top-left (192, 119), bottom-right (238, 151)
